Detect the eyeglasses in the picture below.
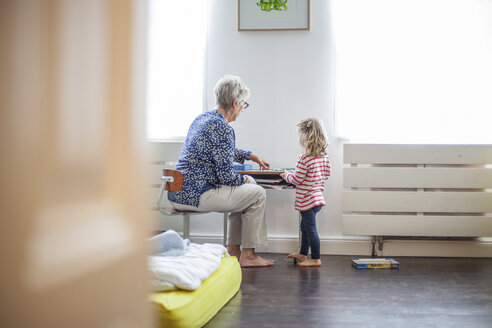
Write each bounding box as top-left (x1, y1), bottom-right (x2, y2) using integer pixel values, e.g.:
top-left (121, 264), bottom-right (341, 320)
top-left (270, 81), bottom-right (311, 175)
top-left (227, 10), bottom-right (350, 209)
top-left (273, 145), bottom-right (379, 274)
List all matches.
top-left (243, 102), bottom-right (249, 110)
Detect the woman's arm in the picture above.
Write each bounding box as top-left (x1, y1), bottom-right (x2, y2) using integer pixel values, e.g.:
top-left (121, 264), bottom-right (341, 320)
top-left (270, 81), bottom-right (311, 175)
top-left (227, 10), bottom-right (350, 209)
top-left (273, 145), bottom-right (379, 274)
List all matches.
top-left (249, 153), bottom-right (270, 170)
top-left (211, 125), bottom-right (244, 186)
top-left (234, 149), bottom-right (270, 170)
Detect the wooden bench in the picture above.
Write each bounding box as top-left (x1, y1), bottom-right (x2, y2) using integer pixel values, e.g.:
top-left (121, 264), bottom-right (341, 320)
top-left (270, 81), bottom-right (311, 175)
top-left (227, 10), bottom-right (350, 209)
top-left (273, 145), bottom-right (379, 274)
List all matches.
top-left (157, 169), bottom-right (229, 245)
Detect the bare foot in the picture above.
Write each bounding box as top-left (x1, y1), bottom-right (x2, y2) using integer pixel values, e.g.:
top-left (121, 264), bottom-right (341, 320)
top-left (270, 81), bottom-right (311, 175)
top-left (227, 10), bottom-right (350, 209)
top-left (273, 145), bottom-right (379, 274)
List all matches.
top-left (240, 254), bottom-right (275, 268)
top-left (286, 253), bottom-right (307, 262)
top-left (227, 245), bottom-right (241, 259)
top-left (298, 259), bottom-right (322, 267)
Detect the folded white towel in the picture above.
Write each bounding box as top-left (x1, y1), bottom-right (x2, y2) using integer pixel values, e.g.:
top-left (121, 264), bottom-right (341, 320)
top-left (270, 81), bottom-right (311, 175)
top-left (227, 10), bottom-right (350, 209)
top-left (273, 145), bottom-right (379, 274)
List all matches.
top-left (149, 243), bottom-right (228, 291)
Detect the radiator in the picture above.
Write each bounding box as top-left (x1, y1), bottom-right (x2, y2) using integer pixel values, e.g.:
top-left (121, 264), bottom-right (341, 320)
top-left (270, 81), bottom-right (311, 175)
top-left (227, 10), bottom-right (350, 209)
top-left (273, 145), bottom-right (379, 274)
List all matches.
top-left (343, 144), bottom-right (492, 237)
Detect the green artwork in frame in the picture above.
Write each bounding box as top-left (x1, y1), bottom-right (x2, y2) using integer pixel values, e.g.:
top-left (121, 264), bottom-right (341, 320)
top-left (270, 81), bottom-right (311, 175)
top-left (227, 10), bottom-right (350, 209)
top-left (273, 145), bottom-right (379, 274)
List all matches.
top-left (238, 0), bottom-right (310, 31)
top-left (257, 0), bottom-right (289, 12)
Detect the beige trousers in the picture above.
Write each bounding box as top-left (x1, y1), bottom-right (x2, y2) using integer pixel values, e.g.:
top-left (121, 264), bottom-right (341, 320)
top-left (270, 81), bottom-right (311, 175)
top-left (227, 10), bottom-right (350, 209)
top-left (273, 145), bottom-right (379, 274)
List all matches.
top-left (170, 184), bottom-right (268, 249)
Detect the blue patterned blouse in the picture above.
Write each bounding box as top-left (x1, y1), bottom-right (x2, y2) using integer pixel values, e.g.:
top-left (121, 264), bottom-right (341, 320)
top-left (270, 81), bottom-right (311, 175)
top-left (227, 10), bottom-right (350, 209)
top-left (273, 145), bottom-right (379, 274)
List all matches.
top-left (168, 110), bottom-right (250, 207)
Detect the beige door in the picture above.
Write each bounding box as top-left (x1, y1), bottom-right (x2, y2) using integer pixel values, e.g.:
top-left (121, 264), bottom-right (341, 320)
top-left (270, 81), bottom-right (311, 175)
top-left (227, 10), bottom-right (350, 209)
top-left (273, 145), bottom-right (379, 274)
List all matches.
top-left (0, 1), bottom-right (152, 327)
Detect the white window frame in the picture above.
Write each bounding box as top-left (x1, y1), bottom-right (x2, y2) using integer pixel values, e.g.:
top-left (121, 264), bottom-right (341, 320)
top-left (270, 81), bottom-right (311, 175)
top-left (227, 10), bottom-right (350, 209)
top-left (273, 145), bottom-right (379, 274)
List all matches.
top-left (333, 0), bottom-right (492, 144)
top-left (146, 0), bottom-right (209, 142)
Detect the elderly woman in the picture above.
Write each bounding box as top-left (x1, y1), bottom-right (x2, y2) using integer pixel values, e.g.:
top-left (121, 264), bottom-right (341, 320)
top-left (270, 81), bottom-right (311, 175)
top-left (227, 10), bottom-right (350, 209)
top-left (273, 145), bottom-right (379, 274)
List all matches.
top-left (168, 75), bottom-right (274, 267)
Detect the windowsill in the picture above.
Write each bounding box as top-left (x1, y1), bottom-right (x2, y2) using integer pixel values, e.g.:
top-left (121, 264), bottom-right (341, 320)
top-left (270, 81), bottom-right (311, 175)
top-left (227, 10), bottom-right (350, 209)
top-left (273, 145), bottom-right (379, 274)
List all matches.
top-left (147, 137), bottom-right (185, 143)
top-left (337, 136), bottom-right (351, 142)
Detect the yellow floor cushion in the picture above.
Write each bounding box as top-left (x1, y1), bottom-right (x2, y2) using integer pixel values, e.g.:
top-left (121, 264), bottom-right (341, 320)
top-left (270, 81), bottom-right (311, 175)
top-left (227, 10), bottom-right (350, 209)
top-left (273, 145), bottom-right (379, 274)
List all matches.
top-left (151, 256), bottom-right (241, 328)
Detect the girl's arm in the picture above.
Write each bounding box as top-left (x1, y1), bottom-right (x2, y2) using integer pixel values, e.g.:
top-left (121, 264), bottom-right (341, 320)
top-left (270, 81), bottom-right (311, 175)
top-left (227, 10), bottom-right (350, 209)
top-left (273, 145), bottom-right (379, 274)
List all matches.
top-left (281, 157), bottom-right (308, 185)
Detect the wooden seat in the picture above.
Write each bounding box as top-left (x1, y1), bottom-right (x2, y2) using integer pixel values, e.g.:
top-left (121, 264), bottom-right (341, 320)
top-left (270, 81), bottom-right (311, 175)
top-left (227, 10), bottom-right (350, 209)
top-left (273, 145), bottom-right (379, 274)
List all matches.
top-left (157, 169), bottom-right (228, 245)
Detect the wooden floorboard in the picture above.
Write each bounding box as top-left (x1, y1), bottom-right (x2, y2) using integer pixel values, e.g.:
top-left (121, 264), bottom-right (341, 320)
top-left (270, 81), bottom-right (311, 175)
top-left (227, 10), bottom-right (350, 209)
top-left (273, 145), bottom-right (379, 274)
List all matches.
top-left (205, 254), bottom-right (492, 328)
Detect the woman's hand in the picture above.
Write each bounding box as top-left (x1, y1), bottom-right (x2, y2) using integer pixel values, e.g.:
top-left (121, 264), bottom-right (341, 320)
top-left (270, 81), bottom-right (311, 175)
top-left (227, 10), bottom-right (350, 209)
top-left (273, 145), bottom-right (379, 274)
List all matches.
top-left (243, 175), bottom-right (257, 184)
top-left (249, 153), bottom-right (270, 170)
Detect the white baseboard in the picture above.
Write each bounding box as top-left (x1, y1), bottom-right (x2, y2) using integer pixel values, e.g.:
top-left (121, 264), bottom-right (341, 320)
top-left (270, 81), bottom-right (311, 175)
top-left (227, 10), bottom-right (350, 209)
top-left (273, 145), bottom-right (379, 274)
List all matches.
top-left (380, 239), bottom-right (492, 257)
top-left (189, 234), bottom-right (492, 257)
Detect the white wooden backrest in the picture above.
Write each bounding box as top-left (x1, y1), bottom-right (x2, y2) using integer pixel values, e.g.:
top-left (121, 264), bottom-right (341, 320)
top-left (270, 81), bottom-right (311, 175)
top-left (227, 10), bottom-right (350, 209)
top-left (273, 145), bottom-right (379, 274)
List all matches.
top-left (343, 144), bottom-right (492, 237)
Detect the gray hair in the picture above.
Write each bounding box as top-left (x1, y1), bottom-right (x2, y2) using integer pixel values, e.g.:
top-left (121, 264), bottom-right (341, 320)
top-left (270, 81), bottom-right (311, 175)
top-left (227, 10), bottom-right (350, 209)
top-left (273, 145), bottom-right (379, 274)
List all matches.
top-left (214, 75), bottom-right (250, 112)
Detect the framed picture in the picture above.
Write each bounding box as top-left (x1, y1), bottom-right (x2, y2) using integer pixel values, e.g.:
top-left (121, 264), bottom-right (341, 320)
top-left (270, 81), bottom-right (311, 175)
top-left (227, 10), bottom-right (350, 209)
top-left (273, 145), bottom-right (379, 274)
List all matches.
top-left (238, 0), bottom-right (310, 31)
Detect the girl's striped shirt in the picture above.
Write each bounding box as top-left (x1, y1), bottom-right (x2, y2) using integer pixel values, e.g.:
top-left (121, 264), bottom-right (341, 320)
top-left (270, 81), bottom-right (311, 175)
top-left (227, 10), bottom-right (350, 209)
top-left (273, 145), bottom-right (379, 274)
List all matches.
top-left (284, 154), bottom-right (331, 211)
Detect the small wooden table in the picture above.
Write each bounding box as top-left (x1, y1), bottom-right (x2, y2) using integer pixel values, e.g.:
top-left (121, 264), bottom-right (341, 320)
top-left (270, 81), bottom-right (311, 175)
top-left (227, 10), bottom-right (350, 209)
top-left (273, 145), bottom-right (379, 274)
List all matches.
top-left (237, 169), bottom-right (302, 247)
top-left (236, 169), bottom-right (295, 189)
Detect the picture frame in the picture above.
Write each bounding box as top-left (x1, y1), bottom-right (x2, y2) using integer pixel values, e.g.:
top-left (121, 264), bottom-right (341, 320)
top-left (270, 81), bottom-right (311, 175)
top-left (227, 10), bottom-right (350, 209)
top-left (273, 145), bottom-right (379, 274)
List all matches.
top-left (238, 0), bottom-right (310, 31)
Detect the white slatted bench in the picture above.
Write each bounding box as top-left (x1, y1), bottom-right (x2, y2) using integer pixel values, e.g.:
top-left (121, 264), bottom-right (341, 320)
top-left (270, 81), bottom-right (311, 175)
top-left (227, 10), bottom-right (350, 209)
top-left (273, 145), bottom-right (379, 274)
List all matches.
top-left (343, 144), bottom-right (492, 254)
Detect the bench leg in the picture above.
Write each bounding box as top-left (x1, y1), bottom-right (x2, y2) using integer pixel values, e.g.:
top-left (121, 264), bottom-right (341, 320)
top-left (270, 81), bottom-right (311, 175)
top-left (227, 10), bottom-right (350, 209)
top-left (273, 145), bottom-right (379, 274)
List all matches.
top-left (183, 214), bottom-right (190, 240)
top-left (223, 213), bottom-right (228, 246)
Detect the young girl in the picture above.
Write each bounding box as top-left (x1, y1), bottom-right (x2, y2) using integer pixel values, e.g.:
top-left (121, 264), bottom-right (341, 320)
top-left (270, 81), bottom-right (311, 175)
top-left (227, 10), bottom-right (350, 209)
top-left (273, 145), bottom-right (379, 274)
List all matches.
top-left (280, 118), bottom-right (331, 267)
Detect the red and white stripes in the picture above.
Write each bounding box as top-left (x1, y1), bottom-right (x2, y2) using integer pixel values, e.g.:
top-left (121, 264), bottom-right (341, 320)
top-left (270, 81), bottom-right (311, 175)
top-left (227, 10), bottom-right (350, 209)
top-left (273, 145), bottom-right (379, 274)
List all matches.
top-left (284, 154), bottom-right (331, 211)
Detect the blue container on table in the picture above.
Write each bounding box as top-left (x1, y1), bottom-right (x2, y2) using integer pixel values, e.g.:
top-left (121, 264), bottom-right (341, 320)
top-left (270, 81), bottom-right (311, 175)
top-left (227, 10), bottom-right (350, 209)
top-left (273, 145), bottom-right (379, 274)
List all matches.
top-left (233, 162), bottom-right (252, 171)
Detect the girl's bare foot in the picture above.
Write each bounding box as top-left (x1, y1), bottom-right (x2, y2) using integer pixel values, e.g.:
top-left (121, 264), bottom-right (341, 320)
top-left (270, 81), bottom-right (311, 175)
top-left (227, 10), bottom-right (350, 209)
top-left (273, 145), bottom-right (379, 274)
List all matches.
top-left (286, 253), bottom-right (307, 262)
top-left (298, 259), bottom-right (321, 267)
top-left (227, 245), bottom-right (241, 259)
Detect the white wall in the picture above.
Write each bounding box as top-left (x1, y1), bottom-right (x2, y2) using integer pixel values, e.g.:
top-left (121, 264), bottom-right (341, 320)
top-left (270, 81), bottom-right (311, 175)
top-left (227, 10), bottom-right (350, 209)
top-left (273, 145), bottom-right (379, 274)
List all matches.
top-left (152, 1), bottom-right (348, 248)
top-left (152, 0), bottom-right (492, 256)
top-left (183, 0), bottom-right (344, 243)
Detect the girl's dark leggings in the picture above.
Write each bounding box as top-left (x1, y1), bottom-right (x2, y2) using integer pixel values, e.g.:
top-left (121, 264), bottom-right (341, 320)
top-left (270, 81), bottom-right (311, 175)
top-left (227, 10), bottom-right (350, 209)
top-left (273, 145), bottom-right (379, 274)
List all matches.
top-left (299, 205), bottom-right (323, 260)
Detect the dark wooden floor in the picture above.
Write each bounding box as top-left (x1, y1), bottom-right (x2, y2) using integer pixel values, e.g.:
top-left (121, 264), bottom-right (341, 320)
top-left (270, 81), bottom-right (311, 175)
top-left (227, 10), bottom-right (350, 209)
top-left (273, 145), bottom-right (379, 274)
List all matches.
top-left (205, 254), bottom-right (492, 328)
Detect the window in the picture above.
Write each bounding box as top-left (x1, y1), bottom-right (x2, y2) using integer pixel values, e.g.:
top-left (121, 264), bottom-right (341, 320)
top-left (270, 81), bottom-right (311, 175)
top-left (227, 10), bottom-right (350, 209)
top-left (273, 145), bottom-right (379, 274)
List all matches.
top-left (146, 0), bottom-right (208, 140)
top-left (333, 0), bottom-right (492, 144)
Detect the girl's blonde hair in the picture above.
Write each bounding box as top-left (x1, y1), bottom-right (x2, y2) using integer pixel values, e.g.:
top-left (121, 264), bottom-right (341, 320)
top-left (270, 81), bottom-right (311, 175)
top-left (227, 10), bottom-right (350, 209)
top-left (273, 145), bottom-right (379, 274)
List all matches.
top-left (298, 118), bottom-right (329, 156)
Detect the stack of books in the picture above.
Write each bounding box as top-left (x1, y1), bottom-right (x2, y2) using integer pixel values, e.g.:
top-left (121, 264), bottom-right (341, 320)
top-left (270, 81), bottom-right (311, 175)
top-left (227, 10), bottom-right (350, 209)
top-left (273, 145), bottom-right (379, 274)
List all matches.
top-left (352, 258), bottom-right (400, 270)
